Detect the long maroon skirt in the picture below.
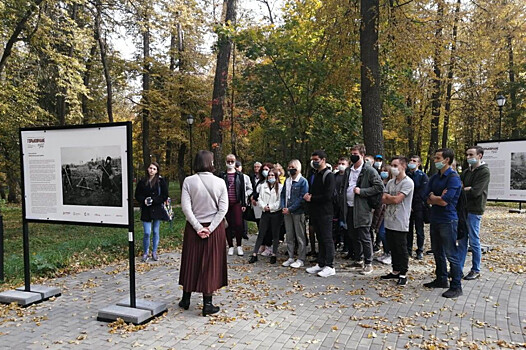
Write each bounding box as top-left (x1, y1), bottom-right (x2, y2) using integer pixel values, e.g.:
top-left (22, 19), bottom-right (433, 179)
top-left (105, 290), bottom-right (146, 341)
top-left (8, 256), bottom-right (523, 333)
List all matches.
top-left (178, 221), bottom-right (228, 294)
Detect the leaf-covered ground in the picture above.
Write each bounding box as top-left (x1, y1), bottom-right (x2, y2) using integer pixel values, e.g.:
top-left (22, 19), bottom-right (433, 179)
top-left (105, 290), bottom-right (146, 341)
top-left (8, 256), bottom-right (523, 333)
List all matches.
top-left (0, 205), bottom-right (524, 349)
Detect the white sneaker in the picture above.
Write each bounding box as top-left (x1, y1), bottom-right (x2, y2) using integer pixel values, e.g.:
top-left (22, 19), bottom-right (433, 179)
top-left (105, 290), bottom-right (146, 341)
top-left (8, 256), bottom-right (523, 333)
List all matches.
top-left (290, 260), bottom-right (304, 268)
top-left (236, 246), bottom-right (244, 256)
top-left (282, 258), bottom-right (295, 267)
top-left (317, 266), bottom-right (336, 278)
top-left (306, 264), bottom-right (323, 274)
top-left (261, 247), bottom-right (272, 257)
top-left (228, 247), bottom-right (234, 256)
top-left (375, 253), bottom-right (392, 265)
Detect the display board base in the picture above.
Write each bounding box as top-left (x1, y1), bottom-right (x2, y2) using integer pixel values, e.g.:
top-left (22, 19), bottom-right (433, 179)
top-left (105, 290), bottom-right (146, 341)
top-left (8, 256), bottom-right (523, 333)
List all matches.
top-left (509, 209), bottom-right (525, 214)
top-left (0, 285), bottom-right (61, 306)
top-left (97, 298), bottom-right (167, 325)
top-left (0, 290), bottom-right (42, 307)
top-left (16, 285), bottom-right (61, 300)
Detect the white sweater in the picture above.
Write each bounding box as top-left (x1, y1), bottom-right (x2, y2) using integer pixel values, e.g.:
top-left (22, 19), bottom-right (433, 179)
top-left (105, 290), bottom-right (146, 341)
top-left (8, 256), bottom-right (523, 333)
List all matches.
top-left (181, 172), bottom-right (228, 233)
top-left (257, 182), bottom-right (283, 213)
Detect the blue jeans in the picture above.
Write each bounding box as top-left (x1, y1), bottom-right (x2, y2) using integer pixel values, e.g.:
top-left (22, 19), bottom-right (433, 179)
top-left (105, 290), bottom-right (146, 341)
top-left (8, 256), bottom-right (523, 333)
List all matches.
top-left (430, 220), bottom-right (462, 289)
top-left (143, 220), bottom-right (161, 255)
top-left (377, 220), bottom-right (390, 254)
top-left (459, 213), bottom-right (482, 273)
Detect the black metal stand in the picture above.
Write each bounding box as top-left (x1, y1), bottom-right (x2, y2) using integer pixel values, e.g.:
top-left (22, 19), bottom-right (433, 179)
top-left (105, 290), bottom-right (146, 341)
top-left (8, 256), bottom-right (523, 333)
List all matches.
top-left (0, 214), bottom-right (4, 281)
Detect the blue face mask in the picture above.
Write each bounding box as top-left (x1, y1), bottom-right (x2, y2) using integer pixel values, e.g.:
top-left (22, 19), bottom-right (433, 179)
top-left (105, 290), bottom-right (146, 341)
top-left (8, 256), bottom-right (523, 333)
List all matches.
top-left (408, 163), bottom-right (417, 170)
top-left (467, 158), bottom-right (478, 165)
top-left (374, 161), bottom-right (381, 169)
top-left (262, 170), bottom-right (269, 178)
top-left (435, 161), bottom-right (445, 170)
top-left (380, 171), bottom-right (389, 179)
top-left (267, 178), bottom-right (276, 184)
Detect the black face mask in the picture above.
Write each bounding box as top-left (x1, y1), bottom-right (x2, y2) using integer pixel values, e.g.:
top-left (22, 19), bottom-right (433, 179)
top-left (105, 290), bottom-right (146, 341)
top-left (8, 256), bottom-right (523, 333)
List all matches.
top-left (312, 161), bottom-right (320, 169)
top-left (350, 155), bottom-right (360, 164)
top-left (288, 169), bottom-right (297, 176)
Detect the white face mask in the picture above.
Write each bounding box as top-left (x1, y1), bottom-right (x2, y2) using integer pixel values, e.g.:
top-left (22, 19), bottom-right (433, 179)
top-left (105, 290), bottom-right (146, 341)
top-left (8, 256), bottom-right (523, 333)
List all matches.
top-left (338, 164), bottom-right (347, 172)
top-left (391, 167), bottom-right (400, 177)
top-left (226, 163), bottom-right (235, 170)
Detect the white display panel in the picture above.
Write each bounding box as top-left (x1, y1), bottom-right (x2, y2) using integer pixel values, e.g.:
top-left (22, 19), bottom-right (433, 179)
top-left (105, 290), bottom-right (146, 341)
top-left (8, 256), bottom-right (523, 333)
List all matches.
top-left (477, 140), bottom-right (526, 202)
top-left (21, 124), bottom-right (130, 226)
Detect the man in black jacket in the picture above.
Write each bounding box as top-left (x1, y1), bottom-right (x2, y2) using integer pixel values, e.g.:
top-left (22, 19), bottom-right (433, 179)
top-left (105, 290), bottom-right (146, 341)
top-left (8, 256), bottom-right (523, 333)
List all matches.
top-left (304, 150), bottom-right (336, 278)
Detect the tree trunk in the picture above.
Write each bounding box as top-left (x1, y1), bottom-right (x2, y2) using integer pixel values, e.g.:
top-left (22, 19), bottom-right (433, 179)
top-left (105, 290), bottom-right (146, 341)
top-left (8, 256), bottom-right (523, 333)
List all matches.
top-left (82, 43), bottom-right (97, 123)
top-left (0, 0), bottom-right (45, 76)
top-left (442, 0), bottom-right (460, 148)
top-left (177, 143), bottom-right (187, 190)
top-left (507, 34), bottom-right (518, 139)
top-left (406, 98), bottom-right (415, 156)
top-left (95, 0), bottom-right (113, 123)
top-left (427, 0), bottom-right (444, 176)
top-left (360, 0), bottom-right (383, 156)
top-left (142, 23), bottom-right (151, 172)
top-left (210, 0), bottom-right (236, 172)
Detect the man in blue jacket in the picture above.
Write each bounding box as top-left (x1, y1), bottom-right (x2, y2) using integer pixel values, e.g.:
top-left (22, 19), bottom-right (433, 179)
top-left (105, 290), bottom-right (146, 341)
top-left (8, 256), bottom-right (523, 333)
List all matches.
top-left (407, 155), bottom-right (429, 260)
top-left (424, 148), bottom-right (463, 298)
top-left (281, 159), bottom-right (309, 269)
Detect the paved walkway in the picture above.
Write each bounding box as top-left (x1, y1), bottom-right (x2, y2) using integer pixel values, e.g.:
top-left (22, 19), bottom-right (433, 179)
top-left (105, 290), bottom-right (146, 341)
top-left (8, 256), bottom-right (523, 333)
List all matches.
top-left (0, 207), bottom-right (524, 349)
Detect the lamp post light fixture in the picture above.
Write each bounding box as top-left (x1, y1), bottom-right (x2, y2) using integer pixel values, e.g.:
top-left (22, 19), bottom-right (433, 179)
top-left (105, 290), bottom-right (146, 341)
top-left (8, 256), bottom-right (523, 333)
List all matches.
top-left (186, 114), bottom-right (194, 174)
top-left (496, 95), bottom-right (506, 140)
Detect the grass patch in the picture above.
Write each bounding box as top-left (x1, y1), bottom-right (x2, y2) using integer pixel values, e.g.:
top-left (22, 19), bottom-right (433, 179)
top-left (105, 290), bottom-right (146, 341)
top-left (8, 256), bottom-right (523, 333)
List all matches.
top-left (0, 203), bottom-right (185, 287)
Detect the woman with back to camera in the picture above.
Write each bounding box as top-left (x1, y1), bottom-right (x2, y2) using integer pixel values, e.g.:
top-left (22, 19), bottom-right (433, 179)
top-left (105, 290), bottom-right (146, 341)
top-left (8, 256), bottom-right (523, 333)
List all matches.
top-left (179, 150), bottom-right (228, 316)
top-left (134, 162), bottom-right (169, 262)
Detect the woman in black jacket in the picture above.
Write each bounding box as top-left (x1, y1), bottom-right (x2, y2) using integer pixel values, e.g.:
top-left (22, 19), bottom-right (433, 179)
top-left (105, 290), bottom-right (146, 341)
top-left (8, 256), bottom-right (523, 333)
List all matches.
top-left (134, 162), bottom-right (169, 262)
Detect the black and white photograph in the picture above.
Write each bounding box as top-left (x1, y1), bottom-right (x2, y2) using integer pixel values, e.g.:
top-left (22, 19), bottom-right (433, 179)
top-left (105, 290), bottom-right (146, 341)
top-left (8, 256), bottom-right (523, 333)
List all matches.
top-left (510, 152), bottom-right (526, 190)
top-left (61, 146), bottom-right (123, 207)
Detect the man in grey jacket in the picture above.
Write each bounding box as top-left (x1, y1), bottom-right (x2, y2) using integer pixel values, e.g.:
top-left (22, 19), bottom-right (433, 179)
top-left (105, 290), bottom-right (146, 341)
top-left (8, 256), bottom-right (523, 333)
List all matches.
top-left (339, 144), bottom-right (384, 275)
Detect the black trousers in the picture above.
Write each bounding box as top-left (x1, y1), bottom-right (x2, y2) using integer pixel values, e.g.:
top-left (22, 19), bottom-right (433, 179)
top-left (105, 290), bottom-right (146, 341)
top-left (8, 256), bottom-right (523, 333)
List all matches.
top-left (346, 207), bottom-right (373, 264)
top-left (408, 208), bottom-right (425, 254)
top-left (386, 228), bottom-right (409, 275)
top-left (311, 214), bottom-right (334, 268)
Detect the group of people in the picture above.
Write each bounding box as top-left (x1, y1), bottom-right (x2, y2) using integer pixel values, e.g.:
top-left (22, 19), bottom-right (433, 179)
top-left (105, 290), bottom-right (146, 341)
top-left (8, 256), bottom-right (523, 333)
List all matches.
top-left (136, 143), bottom-right (490, 316)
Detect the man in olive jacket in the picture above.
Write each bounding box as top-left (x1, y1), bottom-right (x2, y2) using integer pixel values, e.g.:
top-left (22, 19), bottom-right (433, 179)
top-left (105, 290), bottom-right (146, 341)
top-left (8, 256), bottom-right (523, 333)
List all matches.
top-left (459, 145), bottom-right (490, 281)
top-left (339, 144), bottom-right (384, 275)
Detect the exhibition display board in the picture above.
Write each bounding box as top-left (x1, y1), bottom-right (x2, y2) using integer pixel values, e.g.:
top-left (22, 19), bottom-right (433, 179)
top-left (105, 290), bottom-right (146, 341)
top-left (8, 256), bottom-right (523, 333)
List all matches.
top-left (20, 123), bottom-right (131, 227)
top-left (477, 139), bottom-right (526, 202)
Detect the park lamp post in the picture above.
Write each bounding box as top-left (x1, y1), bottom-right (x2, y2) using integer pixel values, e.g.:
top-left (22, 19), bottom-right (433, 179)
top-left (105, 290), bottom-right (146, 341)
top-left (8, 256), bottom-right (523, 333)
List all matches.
top-left (186, 114), bottom-right (194, 174)
top-left (496, 95), bottom-right (506, 140)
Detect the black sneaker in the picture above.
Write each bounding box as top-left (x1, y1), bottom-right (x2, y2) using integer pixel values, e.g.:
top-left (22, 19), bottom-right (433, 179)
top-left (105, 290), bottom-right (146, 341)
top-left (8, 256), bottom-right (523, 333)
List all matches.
top-left (397, 276), bottom-right (407, 286)
top-left (425, 249), bottom-right (433, 255)
top-left (381, 272), bottom-right (400, 280)
top-left (270, 256), bottom-right (277, 264)
top-left (442, 288), bottom-right (463, 298)
top-left (373, 244), bottom-right (382, 254)
top-left (248, 255), bottom-right (258, 264)
top-left (423, 279), bottom-right (449, 288)
top-left (416, 252), bottom-right (424, 260)
top-left (464, 271), bottom-right (480, 280)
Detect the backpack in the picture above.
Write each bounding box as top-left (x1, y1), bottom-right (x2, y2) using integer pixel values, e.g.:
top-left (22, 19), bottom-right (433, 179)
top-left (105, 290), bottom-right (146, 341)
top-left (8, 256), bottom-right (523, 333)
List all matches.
top-left (360, 167), bottom-right (382, 210)
top-left (444, 172), bottom-right (468, 240)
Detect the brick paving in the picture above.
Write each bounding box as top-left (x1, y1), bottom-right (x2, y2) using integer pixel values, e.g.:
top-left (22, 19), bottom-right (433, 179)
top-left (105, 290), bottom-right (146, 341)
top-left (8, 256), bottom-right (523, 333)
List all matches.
top-left (0, 206), bottom-right (524, 349)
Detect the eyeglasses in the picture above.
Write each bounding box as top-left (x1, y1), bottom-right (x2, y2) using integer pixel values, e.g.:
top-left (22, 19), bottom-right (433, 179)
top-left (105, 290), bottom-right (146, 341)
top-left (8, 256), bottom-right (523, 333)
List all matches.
top-left (226, 161), bottom-right (235, 164)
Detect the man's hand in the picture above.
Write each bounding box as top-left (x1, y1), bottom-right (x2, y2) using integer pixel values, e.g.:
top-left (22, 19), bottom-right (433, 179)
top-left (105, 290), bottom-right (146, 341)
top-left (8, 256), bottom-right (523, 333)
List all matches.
top-left (264, 205), bottom-right (270, 212)
top-left (252, 199), bottom-right (258, 206)
top-left (303, 193), bottom-right (312, 202)
top-left (241, 206), bottom-right (246, 212)
top-left (354, 187), bottom-right (361, 195)
top-left (464, 186), bottom-right (472, 191)
top-left (282, 208), bottom-right (289, 215)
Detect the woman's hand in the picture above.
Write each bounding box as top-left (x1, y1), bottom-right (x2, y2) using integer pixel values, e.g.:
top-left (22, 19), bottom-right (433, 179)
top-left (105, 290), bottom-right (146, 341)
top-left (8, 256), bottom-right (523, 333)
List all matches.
top-left (264, 205), bottom-right (270, 212)
top-left (197, 227), bottom-right (210, 239)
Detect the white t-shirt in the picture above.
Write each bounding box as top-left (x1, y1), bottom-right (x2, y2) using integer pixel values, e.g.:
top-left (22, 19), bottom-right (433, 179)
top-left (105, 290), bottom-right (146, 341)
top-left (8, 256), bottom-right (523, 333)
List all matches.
top-left (384, 176), bottom-right (414, 232)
